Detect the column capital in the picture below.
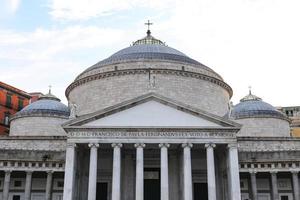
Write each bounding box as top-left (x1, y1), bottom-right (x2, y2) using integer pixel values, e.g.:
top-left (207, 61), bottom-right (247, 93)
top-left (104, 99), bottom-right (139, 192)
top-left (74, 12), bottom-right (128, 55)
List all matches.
top-left (134, 143), bottom-right (146, 148)
top-left (205, 143), bottom-right (216, 148)
top-left (4, 170), bottom-right (12, 174)
top-left (270, 170), bottom-right (278, 174)
top-left (249, 170), bottom-right (257, 174)
top-left (66, 143), bottom-right (77, 148)
top-left (291, 170), bottom-right (299, 174)
top-left (182, 143), bottom-right (193, 149)
top-left (25, 170), bottom-right (33, 175)
top-left (88, 143), bottom-right (99, 148)
top-left (227, 143), bottom-right (238, 149)
top-left (159, 143), bottom-right (170, 148)
top-left (112, 143), bottom-right (123, 148)
top-left (46, 170), bottom-right (54, 174)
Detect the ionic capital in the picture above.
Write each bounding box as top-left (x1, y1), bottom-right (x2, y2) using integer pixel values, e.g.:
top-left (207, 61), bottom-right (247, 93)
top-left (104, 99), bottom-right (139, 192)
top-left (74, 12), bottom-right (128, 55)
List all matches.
top-left (112, 143), bottom-right (123, 148)
top-left (205, 143), bottom-right (216, 149)
top-left (26, 170), bottom-right (33, 175)
top-left (227, 143), bottom-right (238, 149)
top-left (159, 143), bottom-right (170, 148)
top-left (291, 170), bottom-right (299, 174)
top-left (270, 170), bottom-right (278, 174)
top-left (46, 170), bottom-right (54, 174)
top-left (66, 143), bottom-right (77, 148)
top-left (88, 143), bottom-right (99, 148)
top-left (182, 143), bottom-right (193, 149)
top-left (134, 143), bottom-right (146, 148)
top-left (249, 170), bottom-right (257, 174)
top-left (4, 170), bottom-right (12, 174)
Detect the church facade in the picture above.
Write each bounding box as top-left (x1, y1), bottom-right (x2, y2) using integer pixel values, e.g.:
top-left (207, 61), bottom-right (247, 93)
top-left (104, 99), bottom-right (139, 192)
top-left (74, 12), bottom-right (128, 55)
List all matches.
top-left (0, 28), bottom-right (299, 200)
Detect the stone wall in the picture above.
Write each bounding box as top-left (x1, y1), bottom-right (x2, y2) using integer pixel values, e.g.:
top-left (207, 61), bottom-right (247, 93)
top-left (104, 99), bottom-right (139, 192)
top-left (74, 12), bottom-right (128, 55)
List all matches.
top-left (68, 72), bottom-right (230, 117)
top-left (10, 116), bottom-right (68, 136)
top-left (235, 118), bottom-right (290, 137)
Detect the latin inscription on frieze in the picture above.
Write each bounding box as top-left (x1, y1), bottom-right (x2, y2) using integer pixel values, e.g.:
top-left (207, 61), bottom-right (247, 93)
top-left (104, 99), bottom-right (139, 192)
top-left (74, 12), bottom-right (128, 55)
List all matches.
top-left (69, 131), bottom-right (234, 138)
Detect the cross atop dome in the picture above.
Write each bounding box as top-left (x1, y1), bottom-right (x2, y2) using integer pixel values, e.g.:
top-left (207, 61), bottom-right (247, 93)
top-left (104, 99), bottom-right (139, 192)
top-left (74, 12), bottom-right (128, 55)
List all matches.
top-left (132, 20), bottom-right (165, 46)
top-left (145, 20), bottom-right (153, 36)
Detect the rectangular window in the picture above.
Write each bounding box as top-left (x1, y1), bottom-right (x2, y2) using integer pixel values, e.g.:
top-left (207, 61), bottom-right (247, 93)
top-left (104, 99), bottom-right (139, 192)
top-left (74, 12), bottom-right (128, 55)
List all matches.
top-left (4, 112), bottom-right (10, 126)
top-left (6, 94), bottom-right (12, 108)
top-left (18, 98), bottom-right (24, 111)
top-left (14, 180), bottom-right (22, 187)
top-left (57, 181), bottom-right (64, 188)
top-left (12, 195), bottom-right (21, 200)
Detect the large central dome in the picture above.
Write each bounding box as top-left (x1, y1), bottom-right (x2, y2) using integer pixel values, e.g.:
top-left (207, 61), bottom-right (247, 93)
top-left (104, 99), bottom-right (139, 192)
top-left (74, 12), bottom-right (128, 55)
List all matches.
top-left (67, 29), bottom-right (232, 117)
top-left (75, 31), bottom-right (220, 81)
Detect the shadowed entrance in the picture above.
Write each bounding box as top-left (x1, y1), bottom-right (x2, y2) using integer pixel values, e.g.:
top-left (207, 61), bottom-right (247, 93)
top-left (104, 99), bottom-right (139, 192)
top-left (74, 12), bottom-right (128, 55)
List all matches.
top-left (194, 183), bottom-right (208, 200)
top-left (96, 182), bottom-right (108, 200)
top-left (144, 168), bottom-right (160, 200)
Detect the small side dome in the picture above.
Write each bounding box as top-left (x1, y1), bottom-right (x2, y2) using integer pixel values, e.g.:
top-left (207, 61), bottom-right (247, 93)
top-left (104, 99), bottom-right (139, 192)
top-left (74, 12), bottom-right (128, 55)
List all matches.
top-left (15, 91), bottom-right (70, 118)
top-left (231, 90), bottom-right (290, 137)
top-left (231, 91), bottom-right (287, 120)
top-left (9, 90), bottom-right (69, 136)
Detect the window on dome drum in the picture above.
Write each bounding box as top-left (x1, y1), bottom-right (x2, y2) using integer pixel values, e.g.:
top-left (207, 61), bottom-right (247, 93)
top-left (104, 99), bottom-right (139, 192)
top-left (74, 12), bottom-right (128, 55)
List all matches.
top-left (18, 98), bottom-right (24, 111)
top-left (6, 94), bottom-right (12, 108)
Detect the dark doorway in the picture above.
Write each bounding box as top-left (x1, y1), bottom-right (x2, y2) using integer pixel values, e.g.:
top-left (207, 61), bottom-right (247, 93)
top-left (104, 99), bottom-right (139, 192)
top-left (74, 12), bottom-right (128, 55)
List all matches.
top-left (194, 183), bottom-right (208, 200)
top-left (144, 169), bottom-right (160, 200)
top-left (96, 182), bottom-right (108, 200)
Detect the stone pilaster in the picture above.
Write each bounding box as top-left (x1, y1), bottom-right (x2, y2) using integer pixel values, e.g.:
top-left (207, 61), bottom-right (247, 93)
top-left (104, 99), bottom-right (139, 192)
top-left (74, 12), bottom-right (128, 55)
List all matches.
top-left (24, 171), bottom-right (33, 200)
top-left (63, 143), bottom-right (77, 200)
top-left (135, 143), bottom-right (146, 200)
top-left (270, 171), bottom-right (279, 200)
top-left (2, 170), bottom-right (11, 200)
top-left (292, 171), bottom-right (300, 200)
top-left (88, 143), bottom-right (99, 200)
top-left (112, 143), bottom-right (122, 200)
top-left (227, 144), bottom-right (241, 200)
top-left (250, 171), bottom-right (257, 200)
top-left (182, 143), bottom-right (193, 200)
top-left (45, 171), bottom-right (53, 200)
top-left (205, 143), bottom-right (217, 200)
top-left (159, 143), bottom-right (170, 200)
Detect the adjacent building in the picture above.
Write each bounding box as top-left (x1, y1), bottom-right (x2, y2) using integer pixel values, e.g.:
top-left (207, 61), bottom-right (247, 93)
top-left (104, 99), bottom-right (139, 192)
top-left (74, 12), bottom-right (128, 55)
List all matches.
top-left (0, 28), bottom-right (299, 200)
top-left (0, 82), bottom-right (32, 135)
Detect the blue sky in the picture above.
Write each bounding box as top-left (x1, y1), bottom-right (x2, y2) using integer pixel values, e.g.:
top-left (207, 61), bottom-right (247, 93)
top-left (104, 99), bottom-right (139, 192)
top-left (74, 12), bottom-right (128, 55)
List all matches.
top-left (1, 0), bottom-right (300, 106)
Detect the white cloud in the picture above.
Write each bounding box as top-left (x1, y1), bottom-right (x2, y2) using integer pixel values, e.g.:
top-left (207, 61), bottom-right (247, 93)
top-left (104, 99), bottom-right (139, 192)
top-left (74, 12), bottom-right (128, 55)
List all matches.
top-left (0, 0), bottom-right (21, 17)
top-left (0, 25), bottom-right (132, 102)
top-left (48, 0), bottom-right (173, 20)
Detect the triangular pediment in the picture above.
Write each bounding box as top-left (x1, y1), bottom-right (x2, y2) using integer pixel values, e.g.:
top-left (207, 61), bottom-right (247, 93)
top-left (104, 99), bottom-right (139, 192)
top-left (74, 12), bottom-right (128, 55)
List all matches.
top-left (84, 100), bottom-right (220, 127)
top-left (64, 93), bottom-right (240, 128)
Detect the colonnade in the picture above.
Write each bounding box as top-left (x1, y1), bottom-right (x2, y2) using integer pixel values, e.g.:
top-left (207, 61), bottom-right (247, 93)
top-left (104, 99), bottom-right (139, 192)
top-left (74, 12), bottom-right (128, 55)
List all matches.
top-left (1, 170), bottom-right (54, 200)
top-left (63, 142), bottom-right (241, 200)
top-left (249, 171), bottom-right (300, 200)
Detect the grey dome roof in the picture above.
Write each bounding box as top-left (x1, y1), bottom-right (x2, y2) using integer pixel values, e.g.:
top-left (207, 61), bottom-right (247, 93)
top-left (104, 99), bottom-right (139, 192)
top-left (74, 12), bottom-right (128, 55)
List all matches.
top-left (16, 92), bottom-right (70, 118)
top-left (78, 32), bottom-right (214, 78)
top-left (231, 91), bottom-right (286, 120)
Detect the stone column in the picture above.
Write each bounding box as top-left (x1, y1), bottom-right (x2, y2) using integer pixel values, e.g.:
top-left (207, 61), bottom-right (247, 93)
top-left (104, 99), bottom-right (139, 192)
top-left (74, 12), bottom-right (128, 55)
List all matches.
top-left (159, 143), bottom-right (170, 200)
top-left (2, 170), bottom-right (11, 200)
top-left (45, 171), bottom-right (53, 200)
top-left (271, 171), bottom-right (279, 200)
top-left (292, 171), bottom-right (300, 200)
top-left (24, 171), bottom-right (33, 200)
top-left (250, 171), bottom-right (258, 200)
top-left (135, 143), bottom-right (146, 200)
top-left (63, 143), bottom-right (77, 200)
top-left (88, 143), bottom-right (99, 200)
top-left (205, 143), bottom-right (217, 200)
top-left (182, 143), bottom-right (193, 200)
top-left (112, 143), bottom-right (122, 200)
top-left (227, 144), bottom-right (241, 200)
